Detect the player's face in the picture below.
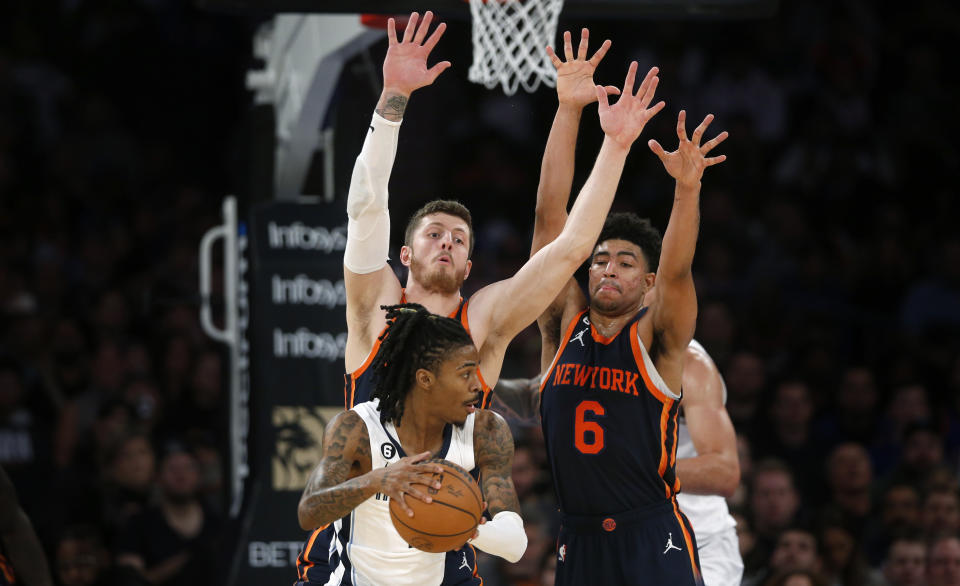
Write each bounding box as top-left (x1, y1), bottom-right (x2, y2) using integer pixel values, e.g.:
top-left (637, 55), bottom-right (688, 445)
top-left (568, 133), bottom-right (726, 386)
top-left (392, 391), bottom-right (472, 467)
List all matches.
top-left (587, 239), bottom-right (654, 315)
top-left (401, 213), bottom-right (472, 294)
top-left (433, 344), bottom-right (482, 426)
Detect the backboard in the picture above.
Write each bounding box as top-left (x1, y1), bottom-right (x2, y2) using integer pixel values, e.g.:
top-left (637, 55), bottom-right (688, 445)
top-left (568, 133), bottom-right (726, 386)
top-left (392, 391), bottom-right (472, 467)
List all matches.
top-left (200, 0), bottom-right (779, 19)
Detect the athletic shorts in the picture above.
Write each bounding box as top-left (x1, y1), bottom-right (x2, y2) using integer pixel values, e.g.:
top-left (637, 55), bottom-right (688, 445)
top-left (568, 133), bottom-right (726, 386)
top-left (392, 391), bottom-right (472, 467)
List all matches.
top-left (294, 525), bottom-right (481, 585)
top-left (554, 498), bottom-right (703, 586)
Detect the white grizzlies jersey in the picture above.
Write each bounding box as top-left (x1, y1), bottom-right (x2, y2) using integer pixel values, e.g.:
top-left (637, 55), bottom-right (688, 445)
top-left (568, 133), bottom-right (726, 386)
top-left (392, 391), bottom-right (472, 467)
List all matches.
top-left (326, 401), bottom-right (477, 586)
top-left (676, 340), bottom-right (737, 537)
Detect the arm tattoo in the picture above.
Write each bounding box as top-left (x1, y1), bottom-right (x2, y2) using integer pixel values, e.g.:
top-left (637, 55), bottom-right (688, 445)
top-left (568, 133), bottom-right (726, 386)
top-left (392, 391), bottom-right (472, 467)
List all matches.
top-left (298, 412), bottom-right (374, 529)
top-left (376, 94), bottom-right (408, 121)
top-left (474, 411), bottom-right (521, 516)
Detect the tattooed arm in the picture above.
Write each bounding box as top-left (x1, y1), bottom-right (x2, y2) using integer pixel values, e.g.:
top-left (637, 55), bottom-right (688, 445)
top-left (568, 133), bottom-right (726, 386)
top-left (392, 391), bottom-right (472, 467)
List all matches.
top-left (470, 410), bottom-right (527, 562)
top-left (297, 411), bottom-right (444, 530)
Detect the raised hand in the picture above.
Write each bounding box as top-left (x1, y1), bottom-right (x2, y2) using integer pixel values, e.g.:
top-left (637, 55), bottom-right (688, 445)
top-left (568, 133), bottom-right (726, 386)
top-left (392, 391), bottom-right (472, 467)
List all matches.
top-left (648, 111), bottom-right (728, 188)
top-left (383, 11), bottom-right (452, 97)
top-left (371, 451), bottom-right (444, 517)
top-left (546, 28), bottom-right (618, 109)
top-left (596, 62), bottom-right (666, 151)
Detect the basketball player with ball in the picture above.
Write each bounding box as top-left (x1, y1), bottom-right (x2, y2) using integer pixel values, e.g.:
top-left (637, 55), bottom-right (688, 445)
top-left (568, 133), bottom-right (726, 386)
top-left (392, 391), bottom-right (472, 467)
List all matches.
top-left (297, 304), bottom-right (527, 585)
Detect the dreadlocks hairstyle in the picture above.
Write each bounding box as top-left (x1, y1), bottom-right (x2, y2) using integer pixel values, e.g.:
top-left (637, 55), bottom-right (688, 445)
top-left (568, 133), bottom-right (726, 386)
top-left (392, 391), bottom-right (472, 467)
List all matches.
top-left (595, 212), bottom-right (663, 273)
top-left (403, 199), bottom-right (475, 257)
top-left (371, 303), bottom-right (475, 425)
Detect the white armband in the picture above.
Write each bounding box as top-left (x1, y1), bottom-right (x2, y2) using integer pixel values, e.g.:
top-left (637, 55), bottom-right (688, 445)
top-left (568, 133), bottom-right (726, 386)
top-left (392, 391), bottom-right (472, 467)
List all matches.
top-left (343, 113), bottom-right (401, 275)
top-left (469, 511), bottom-right (527, 563)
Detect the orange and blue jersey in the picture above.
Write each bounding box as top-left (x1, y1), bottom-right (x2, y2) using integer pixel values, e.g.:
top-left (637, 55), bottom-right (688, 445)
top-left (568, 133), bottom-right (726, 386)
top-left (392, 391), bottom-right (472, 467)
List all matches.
top-left (540, 308), bottom-right (702, 585)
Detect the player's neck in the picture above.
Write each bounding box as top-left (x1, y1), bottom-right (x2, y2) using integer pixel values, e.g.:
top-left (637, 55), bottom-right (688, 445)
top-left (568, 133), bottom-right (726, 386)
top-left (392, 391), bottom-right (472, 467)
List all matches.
top-left (395, 397), bottom-right (447, 456)
top-left (588, 303), bottom-right (645, 338)
top-left (402, 281), bottom-right (462, 316)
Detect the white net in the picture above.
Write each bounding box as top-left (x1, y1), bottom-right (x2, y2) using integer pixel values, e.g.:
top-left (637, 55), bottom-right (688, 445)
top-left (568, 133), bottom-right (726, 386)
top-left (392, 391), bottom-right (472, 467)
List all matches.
top-left (468, 0), bottom-right (564, 95)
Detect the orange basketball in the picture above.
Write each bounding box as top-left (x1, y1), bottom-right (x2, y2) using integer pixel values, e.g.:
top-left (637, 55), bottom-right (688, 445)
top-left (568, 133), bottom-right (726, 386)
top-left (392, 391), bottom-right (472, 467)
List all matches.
top-left (389, 458), bottom-right (484, 553)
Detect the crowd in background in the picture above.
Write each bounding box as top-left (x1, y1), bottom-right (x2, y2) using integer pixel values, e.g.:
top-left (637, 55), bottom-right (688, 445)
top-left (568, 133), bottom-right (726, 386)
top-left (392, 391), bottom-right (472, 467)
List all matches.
top-left (1, 1), bottom-right (959, 585)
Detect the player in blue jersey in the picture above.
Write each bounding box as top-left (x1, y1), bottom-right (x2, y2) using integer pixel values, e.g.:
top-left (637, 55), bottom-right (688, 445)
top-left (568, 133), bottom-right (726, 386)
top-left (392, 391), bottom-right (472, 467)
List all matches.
top-left (530, 29), bottom-right (728, 585)
top-left (297, 305), bottom-right (527, 586)
top-left (297, 13), bottom-right (667, 585)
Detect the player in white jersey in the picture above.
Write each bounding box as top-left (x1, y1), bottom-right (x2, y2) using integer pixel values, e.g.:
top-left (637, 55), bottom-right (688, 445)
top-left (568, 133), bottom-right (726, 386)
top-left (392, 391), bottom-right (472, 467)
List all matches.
top-left (298, 304), bottom-right (527, 585)
top-left (676, 339), bottom-right (743, 585)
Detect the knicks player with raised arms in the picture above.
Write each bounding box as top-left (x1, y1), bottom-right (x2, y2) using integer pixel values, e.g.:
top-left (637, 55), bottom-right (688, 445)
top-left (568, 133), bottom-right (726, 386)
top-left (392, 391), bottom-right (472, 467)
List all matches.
top-left (297, 305), bottom-right (527, 586)
top-left (528, 28), bottom-right (728, 585)
top-left (296, 12), bottom-right (667, 585)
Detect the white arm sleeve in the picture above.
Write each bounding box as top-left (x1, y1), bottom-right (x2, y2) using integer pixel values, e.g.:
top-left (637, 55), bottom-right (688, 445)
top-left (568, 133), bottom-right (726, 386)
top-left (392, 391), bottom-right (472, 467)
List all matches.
top-left (469, 511), bottom-right (527, 563)
top-left (343, 113), bottom-right (401, 274)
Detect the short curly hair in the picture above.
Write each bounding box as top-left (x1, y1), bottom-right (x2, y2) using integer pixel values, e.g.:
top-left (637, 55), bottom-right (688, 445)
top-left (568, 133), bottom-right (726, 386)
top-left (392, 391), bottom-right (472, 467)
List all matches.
top-left (595, 212), bottom-right (662, 273)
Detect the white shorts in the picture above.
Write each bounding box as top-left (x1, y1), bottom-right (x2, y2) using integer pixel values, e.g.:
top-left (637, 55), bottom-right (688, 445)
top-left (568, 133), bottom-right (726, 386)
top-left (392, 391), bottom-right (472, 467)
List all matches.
top-left (697, 526), bottom-right (744, 586)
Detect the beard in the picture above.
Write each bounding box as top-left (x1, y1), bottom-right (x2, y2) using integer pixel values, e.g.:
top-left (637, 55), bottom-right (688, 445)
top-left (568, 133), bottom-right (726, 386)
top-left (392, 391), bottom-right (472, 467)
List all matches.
top-left (409, 254), bottom-right (465, 295)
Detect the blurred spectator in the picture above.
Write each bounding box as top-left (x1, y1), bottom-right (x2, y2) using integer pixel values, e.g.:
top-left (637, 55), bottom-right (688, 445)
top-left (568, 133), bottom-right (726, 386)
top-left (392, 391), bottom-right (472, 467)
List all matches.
top-left (928, 535), bottom-right (960, 586)
top-left (724, 351), bottom-right (767, 427)
top-left (921, 488), bottom-right (960, 540)
top-left (814, 366), bottom-right (879, 449)
top-left (762, 568), bottom-right (828, 586)
top-left (115, 444), bottom-right (221, 586)
top-left (882, 536), bottom-right (927, 586)
top-left (746, 460), bottom-right (803, 576)
top-left (824, 442), bottom-right (873, 530)
top-left (754, 380), bottom-right (820, 499)
top-left (54, 525), bottom-right (115, 586)
top-left (744, 527), bottom-right (820, 586)
top-left (863, 483), bottom-right (921, 565)
top-left (815, 516), bottom-right (882, 586)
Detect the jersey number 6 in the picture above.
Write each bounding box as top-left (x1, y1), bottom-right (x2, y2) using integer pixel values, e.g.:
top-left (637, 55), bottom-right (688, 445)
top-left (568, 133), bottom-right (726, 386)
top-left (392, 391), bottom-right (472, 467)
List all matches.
top-left (574, 400), bottom-right (606, 454)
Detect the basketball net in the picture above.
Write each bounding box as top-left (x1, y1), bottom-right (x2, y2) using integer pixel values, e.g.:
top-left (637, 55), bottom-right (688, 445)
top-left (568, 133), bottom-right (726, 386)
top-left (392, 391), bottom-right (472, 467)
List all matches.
top-left (467, 0), bottom-right (564, 95)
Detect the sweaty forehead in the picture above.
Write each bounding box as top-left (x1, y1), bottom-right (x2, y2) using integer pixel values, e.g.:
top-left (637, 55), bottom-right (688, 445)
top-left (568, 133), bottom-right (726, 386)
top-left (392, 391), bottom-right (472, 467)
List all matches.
top-left (442, 344), bottom-right (478, 367)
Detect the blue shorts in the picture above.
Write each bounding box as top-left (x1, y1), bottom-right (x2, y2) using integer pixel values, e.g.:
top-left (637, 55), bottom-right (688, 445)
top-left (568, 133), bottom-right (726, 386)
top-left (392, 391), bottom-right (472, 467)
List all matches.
top-left (554, 499), bottom-right (703, 586)
top-left (295, 526), bottom-right (481, 585)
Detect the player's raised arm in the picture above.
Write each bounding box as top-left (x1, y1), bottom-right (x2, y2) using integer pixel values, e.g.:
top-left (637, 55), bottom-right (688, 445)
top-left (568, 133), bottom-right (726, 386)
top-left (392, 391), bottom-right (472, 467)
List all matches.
top-left (297, 411), bottom-right (443, 530)
top-left (469, 62), bottom-right (665, 383)
top-left (470, 410), bottom-right (527, 563)
top-left (533, 29), bottom-right (618, 256)
top-left (647, 111), bottom-right (728, 353)
top-left (343, 12), bottom-right (451, 369)
top-left (676, 344), bottom-right (740, 496)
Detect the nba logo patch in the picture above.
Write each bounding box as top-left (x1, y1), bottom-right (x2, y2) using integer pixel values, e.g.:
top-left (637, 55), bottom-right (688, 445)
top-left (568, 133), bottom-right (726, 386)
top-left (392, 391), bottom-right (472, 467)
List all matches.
top-left (558, 544), bottom-right (566, 562)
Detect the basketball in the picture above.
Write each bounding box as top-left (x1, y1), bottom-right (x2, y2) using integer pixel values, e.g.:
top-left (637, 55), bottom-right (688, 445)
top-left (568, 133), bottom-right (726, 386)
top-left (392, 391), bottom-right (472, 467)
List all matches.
top-left (389, 458), bottom-right (484, 553)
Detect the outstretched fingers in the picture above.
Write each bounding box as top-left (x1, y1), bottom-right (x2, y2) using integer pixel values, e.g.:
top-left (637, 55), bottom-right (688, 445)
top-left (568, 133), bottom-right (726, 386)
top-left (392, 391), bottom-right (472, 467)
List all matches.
top-left (638, 75), bottom-right (660, 109)
top-left (622, 61), bottom-right (639, 97)
top-left (402, 12), bottom-right (420, 43)
top-left (413, 11), bottom-right (433, 44)
top-left (545, 45), bottom-right (563, 69)
top-left (676, 110), bottom-right (688, 142)
top-left (577, 28), bottom-right (589, 60)
top-left (563, 30), bottom-right (574, 61)
top-left (423, 21), bottom-right (447, 52)
top-left (705, 154), bottom-right (728, 166)
top-left (387, 18), bottom-right (399, 44)
top-left (634, 66), bottom-right (659, 100)
top-left (589, 38), bottom-right (612, 67)
top-left (595, 84), bottom-right (611, 111)
top-left (700, 130), bottom-right (729, 155)
top-left (690, 113), bottom-right (714, 147)
top-left (648, 139), bottom-right (668, 160)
